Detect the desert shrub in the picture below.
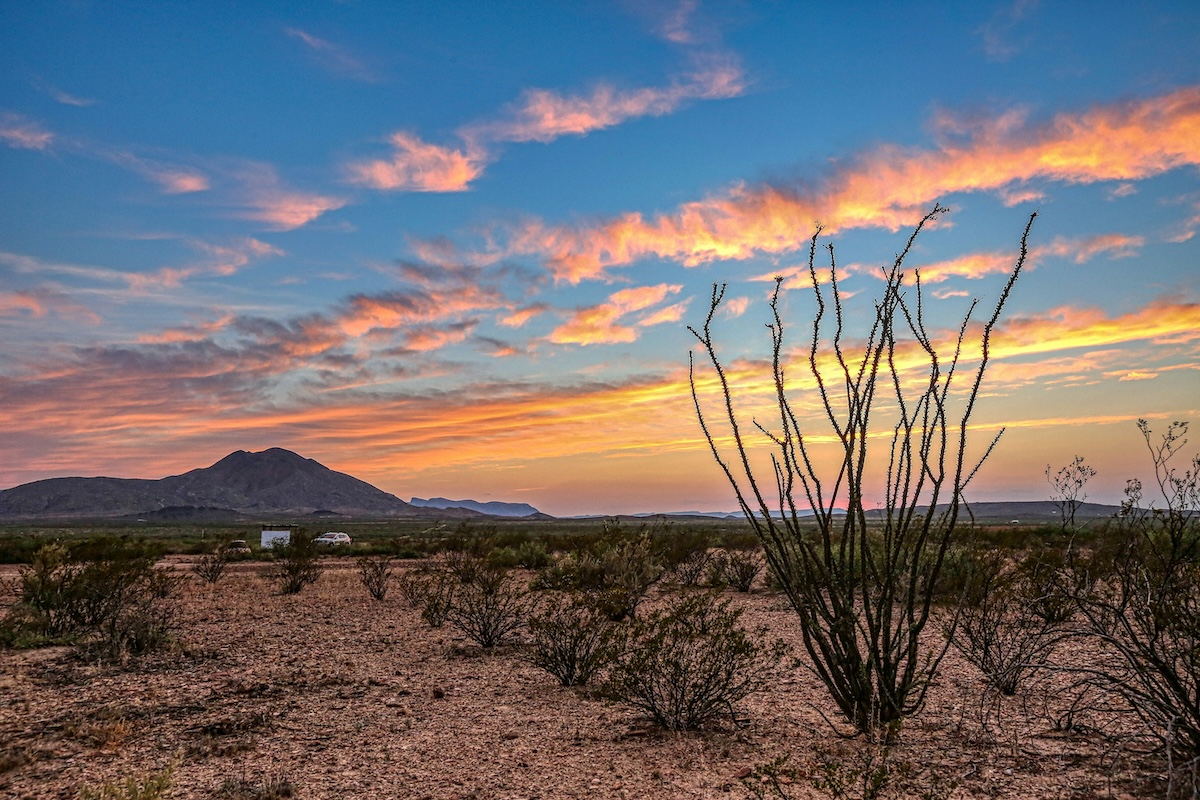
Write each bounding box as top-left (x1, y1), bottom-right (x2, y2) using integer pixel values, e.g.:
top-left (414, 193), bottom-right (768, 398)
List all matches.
top-left (670, 546), bottom-right (712, 586)
top-left (712, 547), bottom-right (763, 592)
top-left (191, 545), bottom-right (229, 584)
top-left (79, 762), bottom-right (174, 800)
top-left (946, 552), bottom-right (1060, 695)
top-left (3, 538), bottom-right (176, 658)
top-left (532, 533), bottom-right (664, 621)
top-left (270, 535), bottom-right (322, 595)
top-left (214, 772), bottom-right (295, 800)
top-left (357, 555), bottom-right (394, 601)
top-left (743, 743), bottom-right (955, 800)
top-left (407, 569), bottom-right (456, 627)
top-left (0, 534), bottom-right (47, 564)
top-left (445, 567), bottom-right (531, 648)
top-left (526, 593), bottom-right (616, 686)
top-left (514, 539), bottom-right (552, 569)
top-left (1069, 420), bottom-right (1200, 762)
top-left (396, 567), bottom-right (429, 609)
top-left (1012, 544), bottom-right (1078, 624)
top-left (603, 591), bottom-right (785, 730)
top-left (651, 525), bottom-right (710, 575)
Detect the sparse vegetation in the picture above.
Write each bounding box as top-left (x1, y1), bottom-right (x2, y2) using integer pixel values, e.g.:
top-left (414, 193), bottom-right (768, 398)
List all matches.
top-left (270, 534), bottom-right (323, 595)
top-left (356, 554), bottom-right (394, 601)
top-left (1, 537), bottom-right (177, 658)
top-left (603, 591), bottom-right (785, 731)
top-left (526, 593), bottom-right (616, 686)
top-left (444, 566), bottom-right (531, 648)
top-left (191, 544), bottom-right (229, 584)
top-left (78, 761), bottom-right (175, 800)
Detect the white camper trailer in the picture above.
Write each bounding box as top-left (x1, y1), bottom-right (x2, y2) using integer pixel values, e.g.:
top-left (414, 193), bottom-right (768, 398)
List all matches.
top-left (260, 526), bottom-right (293, 549)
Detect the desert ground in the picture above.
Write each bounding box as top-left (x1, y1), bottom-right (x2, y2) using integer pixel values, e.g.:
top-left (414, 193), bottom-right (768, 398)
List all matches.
top-left (0, 556), bottom-right (1169, 799)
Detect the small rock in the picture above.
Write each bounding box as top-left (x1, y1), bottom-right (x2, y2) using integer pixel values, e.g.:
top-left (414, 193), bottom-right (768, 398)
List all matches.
top-left (733, 767), bottom-right (752, 779)
top-left (432, 687), bottom-right (446, 699)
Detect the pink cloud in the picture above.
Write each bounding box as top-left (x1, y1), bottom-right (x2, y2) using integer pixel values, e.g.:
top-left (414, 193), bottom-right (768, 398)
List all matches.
top-left (237, 164), bottom-right (346, 230)
top-left (0, 113), bottom-right (54, 150)
top-left (346, 132), bottom-right (486, 192)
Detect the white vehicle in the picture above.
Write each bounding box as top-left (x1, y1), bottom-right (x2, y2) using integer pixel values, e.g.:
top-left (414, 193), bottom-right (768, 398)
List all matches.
top-left (313, 531), bottom-right (352, 546)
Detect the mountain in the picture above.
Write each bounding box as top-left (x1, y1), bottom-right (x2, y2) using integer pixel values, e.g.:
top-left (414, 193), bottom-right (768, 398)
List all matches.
top-left (0, 448), bottom-right (421, 520)
top-left (409, 496), bottom-right (543, 518)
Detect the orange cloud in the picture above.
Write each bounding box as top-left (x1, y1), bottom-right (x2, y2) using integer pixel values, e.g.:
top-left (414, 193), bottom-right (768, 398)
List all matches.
top-left (496, 85), bottom-right (1200, 281)
top-left (549, 284), bottom-right (682, 345)
top-left (346, 132), bottom-right (486, 192)
top-left (476, 58), bottom-right (744, 144)
top-left (500, 303), bottom-right (548, 328)
top-left (0, 113), bottom-right (54, 150)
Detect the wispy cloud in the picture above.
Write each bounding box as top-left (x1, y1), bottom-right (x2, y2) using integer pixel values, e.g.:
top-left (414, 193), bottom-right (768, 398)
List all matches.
top-left (33, 77), bottom-right (97, 107)
top-left (285, 27), bottom-right (377, 82)
top-left (549, 284), bottom-right (683, 345)
top-left (0, 112), bottom-right (54, 150)
top-left (236, 164), bottom-right (347, 230)
top-left (469, 56), bottom-right (744, 145)
top-left (492, 85), bottom-right (1200, 282)
top-left (978, 0), bottom-right (1039, 61)
top-left (346, 132), bottom-right (486, 192)
top-left (349, 54), bottom-right (745, 193)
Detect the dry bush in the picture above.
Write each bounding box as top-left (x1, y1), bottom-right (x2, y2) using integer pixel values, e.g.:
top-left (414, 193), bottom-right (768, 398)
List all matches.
top-left (445, 567), bottom-right (531, 648)
top-left (532, 532), bottom-right (664, 621)
top-left (946, 552), bottom-right (1060, 695)
top-left (526, 593), bottom-right (616, 686)
top-left (709, 547), bottom-right (764, 592)
top-left (79, 761), bottom-right (175, 800)
top-left (270, 535), bottom-right (322, 595)
top-left (1069, 420), bottom-right (1200, 764)
top-left (192, 546), bottom-right (229, 584)
top-left (356, 555), bottom-right (394, 601)
top-left (603, 591), bottom-right (785, 731)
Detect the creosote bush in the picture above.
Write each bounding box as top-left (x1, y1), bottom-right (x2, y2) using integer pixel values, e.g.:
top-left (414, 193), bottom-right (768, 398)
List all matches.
top-left (708, 547), bottom-right (763, 592)
top-left (526, 593), bottom-right (616, 686)
top-left (445, 566), bottom-right (531, 648)
top-left (270, 534), bottom-right (322, 595)
top-left (79, 761), bottom-right (175, 800)
top-left (357, 555), bottom-right (394, 601)
top-left (192, 545), bottom-right (229, 584)
top-left (946, 551), bottom-right (1060, 695)
top-left (532, 531), bottom-right (664, 621)
top-left (2, 537), bottom-right (177, 659)
top-left (603, 591), bottom-right (785, 731)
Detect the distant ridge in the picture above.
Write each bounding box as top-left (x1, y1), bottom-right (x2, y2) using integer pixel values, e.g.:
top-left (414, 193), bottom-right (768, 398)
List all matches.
top-left (0, 448), bottom-right (424, 520)
top-left (410, 496), bottom-right (544, 518)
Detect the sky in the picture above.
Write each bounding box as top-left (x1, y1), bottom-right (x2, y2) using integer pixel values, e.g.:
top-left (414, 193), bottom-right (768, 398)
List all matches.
top-left (1, 1), bottom-right (1198, 517)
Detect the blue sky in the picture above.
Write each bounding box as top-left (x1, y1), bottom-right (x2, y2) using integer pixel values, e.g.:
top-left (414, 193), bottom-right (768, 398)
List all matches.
top-left (1, 1), bottom-right (1198, 515)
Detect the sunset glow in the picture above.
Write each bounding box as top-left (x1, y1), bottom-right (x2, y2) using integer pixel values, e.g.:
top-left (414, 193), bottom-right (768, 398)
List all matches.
top-left (1, 2), bottom-right (1197, 515)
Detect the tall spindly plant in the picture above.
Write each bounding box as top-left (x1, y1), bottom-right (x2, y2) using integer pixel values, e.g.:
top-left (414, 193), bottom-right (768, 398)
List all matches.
top-left (689, 205), bottom-right (1036, 735)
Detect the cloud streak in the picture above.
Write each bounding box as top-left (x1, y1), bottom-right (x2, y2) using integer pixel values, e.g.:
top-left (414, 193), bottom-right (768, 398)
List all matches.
top-left (492, 85), bottom-right (1200, 282)
top-left (348, 55), bottom-right (745, 193)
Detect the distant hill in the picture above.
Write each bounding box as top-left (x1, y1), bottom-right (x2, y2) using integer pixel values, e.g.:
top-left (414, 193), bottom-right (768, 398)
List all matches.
top-left (0, 448), bottom-right (423, 520)
top-left (410, 496), bottom-right (544, 518)
top-left (616, 501), bottom-right (1122, 524)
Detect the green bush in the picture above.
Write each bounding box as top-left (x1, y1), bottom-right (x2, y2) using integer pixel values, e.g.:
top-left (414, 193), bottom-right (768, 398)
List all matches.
top-left (526, 593), bottom-right (616, 686)
top-left (3, 538), bottom-right (177, 659)
top-left (79, 761), bottom-right (174, 800)
top-left (532, 533), bottom-right (663, 621)
top-left (604, 591), bottom-right (785, 730)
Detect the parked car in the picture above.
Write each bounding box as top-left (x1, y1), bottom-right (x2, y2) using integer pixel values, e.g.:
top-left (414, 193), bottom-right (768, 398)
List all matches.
top-left (313, 532), bottom-right (352, 546)
top-left (226, 539), bottom-right (252, 555)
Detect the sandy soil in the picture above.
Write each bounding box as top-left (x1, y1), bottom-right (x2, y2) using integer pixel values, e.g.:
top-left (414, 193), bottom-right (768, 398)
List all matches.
top-left (0, 557), bottom-right (1167, 799)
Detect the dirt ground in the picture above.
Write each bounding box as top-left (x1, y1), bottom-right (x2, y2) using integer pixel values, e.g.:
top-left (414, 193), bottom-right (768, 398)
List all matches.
top-left (0, 557), bottom-right (1170, 799)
